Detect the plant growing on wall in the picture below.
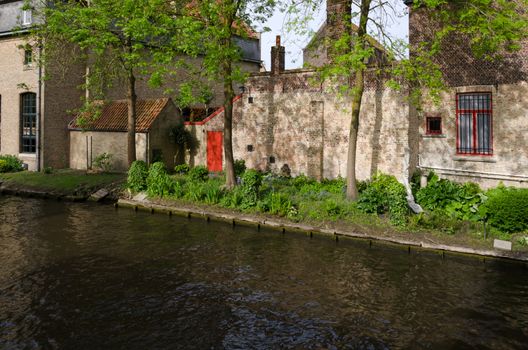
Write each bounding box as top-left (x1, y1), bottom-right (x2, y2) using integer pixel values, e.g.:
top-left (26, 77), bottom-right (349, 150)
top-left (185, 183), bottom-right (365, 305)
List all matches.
top-left (92, 152), bottom-right (113, 172)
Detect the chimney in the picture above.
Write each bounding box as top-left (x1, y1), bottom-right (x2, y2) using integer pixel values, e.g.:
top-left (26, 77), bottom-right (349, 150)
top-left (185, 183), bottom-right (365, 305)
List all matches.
top-left (271, 35), bottom-right (285, 75)
top-left (326, 0), bottom-right (352, 61)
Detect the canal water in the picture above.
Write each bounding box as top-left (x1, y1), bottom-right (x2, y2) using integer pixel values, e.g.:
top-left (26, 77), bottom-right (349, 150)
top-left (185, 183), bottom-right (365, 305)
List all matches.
top-left (0, 196), bottom-right (527, 349)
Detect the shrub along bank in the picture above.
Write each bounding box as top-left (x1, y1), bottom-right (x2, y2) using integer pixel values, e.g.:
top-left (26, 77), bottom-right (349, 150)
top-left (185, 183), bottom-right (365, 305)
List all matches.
top-left (127, 161), bottom-right (528, 249)
top-left (0, 155), bottom-right (24, 173)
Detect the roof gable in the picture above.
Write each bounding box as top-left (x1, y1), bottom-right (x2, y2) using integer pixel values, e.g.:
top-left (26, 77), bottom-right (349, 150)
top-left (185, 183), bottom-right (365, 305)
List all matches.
top-left (69, 98), bottom-right (173, 132)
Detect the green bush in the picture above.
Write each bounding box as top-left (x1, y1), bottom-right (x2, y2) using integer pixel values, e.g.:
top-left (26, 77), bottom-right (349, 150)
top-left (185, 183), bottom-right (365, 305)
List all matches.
top-left (358, 173), bottom-right (408, 226)
top-left (479, 187), bottom-right (528, 233)
top-left (188, 165), bottom-right (209, 182)
top-left (147, 162), bottom-right (173, 197)
top-left (292, 174), bottom-right (316, 188)
top-left (324, 198), bottom-right (344, 218)
top-left (127, 160), bottom-right (149, 192)
top-left (234, 159), bottom-right (246, 177)
top-left (170, 180), bottom-right (184, 199)
top-left (321, 177), bottom-right (346, 194)
top-left (240, 169), bottom-right (263, 209)
top-left (0, 160), bottom-right (9, 173)
top-left (416, 172), bottom-right (484, 221)
top-left (174, 164), bottom-right (190, 174)
top-left (0, 155), bottom-right (23, 173)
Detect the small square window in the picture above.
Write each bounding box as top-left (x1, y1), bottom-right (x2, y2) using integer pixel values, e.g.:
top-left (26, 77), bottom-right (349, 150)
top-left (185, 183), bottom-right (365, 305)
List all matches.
top-left (426, 116), bottom-right (442, 135)
top-left (246, 144), bottom-right (253, 152)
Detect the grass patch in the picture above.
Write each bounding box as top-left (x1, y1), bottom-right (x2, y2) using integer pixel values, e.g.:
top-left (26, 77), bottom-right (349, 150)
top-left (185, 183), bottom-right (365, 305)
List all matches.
top-left (0, 169), bottom-right (125, 193)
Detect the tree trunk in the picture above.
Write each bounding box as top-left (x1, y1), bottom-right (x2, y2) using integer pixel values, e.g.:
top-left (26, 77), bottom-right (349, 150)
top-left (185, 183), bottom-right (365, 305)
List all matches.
top-left (346, 69), bottom-right (364, 200)
top-left (345, 0), bottom-right (372, 201)
top-left (223, 59), bottom-right (236, 189)
top-left (127, 68), bottom-right (137, 166)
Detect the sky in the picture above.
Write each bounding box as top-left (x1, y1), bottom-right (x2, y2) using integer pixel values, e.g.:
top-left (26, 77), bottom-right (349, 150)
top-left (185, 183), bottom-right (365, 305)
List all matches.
top-left (258, 1), bottom-right (410, 70)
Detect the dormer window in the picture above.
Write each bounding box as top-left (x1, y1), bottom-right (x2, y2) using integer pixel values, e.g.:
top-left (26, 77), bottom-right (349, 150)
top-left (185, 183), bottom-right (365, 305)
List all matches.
top-left (22, 9), bottom-right (32, 26)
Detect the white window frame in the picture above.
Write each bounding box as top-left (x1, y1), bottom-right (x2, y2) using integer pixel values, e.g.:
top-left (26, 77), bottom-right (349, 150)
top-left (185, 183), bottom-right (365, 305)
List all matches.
top-left (22, 9), bottom-right (32, 26)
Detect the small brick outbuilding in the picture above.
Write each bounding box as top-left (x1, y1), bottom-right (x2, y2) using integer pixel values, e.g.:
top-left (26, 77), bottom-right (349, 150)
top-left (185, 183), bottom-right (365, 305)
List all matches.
top-left (68, 98), bottom-right (181, 171)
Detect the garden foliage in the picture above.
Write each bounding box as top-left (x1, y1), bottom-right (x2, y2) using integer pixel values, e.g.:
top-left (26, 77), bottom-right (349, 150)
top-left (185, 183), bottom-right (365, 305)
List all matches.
top-left (416, 172), bottom-right (484, 221)
top-left (146, 162), bottom-right (173, 197)
top-left (125, 162), bottom-right (528, 236)
top-left (479, 187), bottom-right (528, 233)
top-left (240, 169), bottom-right (262, 209)
top-left (357, 173), bottom-right (408, 226)
top-left (92, 152), bottom-right (113, 172)
top-left (174, 164), bottom-right (190, 175)
top-left (234, 159), bottom-right (246, 177)
top-left (0, 155), bottom-right (24, 173)
top-left (188, 166), bottom-right (209, 182)
top-left (127, 160), bottom-right (149, 192)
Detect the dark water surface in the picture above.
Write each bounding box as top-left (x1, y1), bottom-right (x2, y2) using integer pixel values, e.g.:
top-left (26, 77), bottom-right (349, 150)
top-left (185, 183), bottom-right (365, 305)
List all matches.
top-left (1, 196), bottom-right (527, 349)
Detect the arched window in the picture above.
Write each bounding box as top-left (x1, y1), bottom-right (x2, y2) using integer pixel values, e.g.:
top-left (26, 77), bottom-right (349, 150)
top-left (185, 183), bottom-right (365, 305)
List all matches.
top-left (20, 92), bottom-right (37, 153)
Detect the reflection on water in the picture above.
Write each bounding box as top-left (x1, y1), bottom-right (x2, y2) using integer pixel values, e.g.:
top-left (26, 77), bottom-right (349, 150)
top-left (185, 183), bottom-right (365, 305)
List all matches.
top-left (0, 196), bottom-right (527, 349)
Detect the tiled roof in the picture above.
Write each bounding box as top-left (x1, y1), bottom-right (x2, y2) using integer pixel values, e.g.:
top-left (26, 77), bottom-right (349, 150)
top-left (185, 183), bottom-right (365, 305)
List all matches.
top-left (69, 98), bottom-right (170, 132)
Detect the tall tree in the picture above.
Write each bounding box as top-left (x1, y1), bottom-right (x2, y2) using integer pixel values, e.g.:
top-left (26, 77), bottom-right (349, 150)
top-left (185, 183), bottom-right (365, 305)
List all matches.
top-left (29, 0), bottom-right (188, 166)
top-left (287, 0), bottom-right (528, 200)
top-left (191, 0), bottom-right (276, 189)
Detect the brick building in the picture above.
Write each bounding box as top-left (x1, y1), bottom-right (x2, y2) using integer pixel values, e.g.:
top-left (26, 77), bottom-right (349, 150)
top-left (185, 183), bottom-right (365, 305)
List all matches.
top-left (0, 0), bottom-right (262, 171)
top-left (407, 1), bottom-right (528, 188)
top-left (188, 0), bottom-right (528, 189)
top-left (0, 0), bottom-right (85, 171)
top-left (69, 98), bottom-right (182, 171)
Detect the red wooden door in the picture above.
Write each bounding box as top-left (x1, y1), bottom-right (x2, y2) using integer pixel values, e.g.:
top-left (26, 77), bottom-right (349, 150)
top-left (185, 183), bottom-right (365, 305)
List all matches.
top-left (207, 131), bottom-right (223, 172)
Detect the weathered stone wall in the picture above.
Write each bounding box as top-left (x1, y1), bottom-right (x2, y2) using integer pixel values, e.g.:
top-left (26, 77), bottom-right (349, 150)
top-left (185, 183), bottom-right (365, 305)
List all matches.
top-left (0, 36), bottom-right (40, 170)
top-left (191, 69), bottom-right (414, 182)
top-left (69, 131), bottom-right (147, 172)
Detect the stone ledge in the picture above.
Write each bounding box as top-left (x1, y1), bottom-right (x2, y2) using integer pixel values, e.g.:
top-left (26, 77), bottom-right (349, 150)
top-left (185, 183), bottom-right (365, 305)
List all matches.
top-left (453, 156), bottom-right (497, 163)
top-left (422, 134), bottom-right (447, 138)
top-left (117, 198), bottom-right (528, 263)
